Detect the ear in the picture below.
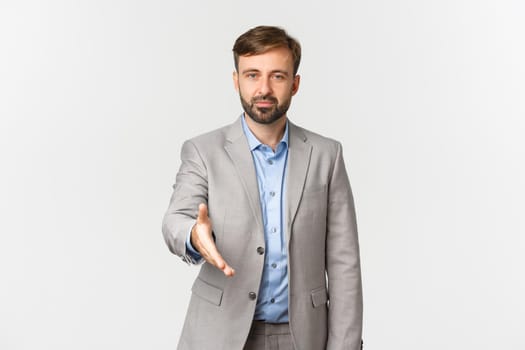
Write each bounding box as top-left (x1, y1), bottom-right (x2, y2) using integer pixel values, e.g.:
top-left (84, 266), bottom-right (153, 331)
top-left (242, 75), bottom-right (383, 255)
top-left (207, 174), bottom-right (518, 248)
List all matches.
top-left (291, 74), bottom-right (301, 96)
top-left (233, 71), bottom-right (239, 92)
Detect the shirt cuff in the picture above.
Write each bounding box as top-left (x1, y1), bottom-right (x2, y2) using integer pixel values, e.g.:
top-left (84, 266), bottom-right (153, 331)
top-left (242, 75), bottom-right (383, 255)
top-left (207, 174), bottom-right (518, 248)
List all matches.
top-left (185, 227), bottom-right (203, 264)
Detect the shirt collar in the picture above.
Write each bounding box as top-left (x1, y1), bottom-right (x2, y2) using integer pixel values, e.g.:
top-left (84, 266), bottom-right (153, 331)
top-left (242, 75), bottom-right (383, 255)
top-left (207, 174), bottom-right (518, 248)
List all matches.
top-left (241, 114), bottom-right (289, 152)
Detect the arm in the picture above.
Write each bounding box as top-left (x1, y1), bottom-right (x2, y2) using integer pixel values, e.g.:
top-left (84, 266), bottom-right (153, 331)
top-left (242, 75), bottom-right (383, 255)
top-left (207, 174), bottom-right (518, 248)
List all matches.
top-left (162, 140), bottom-right (235, 276)
top-left (162, 140), bottom-right (208, 263)
top-left (325, 142), bottom-right (363, 350)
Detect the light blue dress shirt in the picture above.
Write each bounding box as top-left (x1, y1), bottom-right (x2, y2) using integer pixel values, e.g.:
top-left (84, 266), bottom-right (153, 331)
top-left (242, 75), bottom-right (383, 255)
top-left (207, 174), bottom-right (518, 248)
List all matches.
top-left (241, 116), bottom-right (289, 323)
top-left (186, 116), bottom-right (289, 323)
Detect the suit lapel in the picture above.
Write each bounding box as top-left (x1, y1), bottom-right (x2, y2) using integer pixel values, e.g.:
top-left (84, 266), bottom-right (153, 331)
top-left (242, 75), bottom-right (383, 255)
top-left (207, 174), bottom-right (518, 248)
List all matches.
top-left (286, 122), bottom-right (312, 244)
top-left (224, 118), bottom-right (264, 232)
top-left (223, 117), bottom-right (312, 244)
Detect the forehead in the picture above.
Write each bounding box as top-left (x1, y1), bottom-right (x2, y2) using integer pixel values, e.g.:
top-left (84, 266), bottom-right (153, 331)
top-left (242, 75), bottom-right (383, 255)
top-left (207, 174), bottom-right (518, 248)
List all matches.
top-left (238, 47), bottom-right (294, 72)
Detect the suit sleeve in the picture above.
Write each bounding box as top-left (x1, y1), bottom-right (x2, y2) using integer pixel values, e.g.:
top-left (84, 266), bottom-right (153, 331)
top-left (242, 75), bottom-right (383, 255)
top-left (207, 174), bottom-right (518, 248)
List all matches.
top-left (325, 142), bottom-right (363, 350)
top-left (162, 140), bottom-right (208, 264)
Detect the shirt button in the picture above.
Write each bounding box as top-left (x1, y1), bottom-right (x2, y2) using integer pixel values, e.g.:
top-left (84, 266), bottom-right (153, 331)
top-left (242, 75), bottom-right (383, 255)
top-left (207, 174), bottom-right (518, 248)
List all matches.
top-left (270, 298), bottom-right (275, 303)
top-left (256, 247), bottom-right (265, 255)
top-left (269, 191), bottom-right (275, 197)
top-left (249, 292), bottom-right (257, 300)
top-left (271, 263), bottom-right (277, 268)
top-left (271, 227), bottom-right (277, 233)
top-left (267, 159), bottom-right (273, 165)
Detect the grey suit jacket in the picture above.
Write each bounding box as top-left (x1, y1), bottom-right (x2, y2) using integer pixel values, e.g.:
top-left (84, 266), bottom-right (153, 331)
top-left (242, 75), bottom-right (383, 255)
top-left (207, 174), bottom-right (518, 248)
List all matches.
top-left (162, 117), bottom-right (363, 350)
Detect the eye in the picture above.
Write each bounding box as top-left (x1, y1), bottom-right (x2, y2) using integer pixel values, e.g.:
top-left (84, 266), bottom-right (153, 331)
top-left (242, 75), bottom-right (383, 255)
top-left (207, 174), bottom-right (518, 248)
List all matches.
top-left (246, 73), bottom-right (258, 79)
top-left (273, 74), bottom-right (285, 80)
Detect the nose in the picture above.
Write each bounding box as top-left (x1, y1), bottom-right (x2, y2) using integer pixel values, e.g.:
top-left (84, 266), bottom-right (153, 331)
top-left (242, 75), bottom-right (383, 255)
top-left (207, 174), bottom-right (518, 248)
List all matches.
top-left (258, 76), bottom-right (272, 96)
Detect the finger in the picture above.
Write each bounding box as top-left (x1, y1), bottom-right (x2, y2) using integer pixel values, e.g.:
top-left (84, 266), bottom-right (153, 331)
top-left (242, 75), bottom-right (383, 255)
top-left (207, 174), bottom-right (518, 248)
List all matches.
top-left (205, 243), bottom-right (226, 270)
top-left (222, 265), bottom-right (235, 277)
top-left (200, 240), bottom-right (235, 277)
top-left (211, 254), bottom-right (235, 277)
top-left (196, 203), bottom-right (208, 223)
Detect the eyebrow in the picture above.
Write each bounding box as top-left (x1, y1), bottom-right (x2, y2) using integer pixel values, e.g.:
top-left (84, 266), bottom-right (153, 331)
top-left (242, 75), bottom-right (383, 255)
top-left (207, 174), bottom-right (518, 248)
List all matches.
top-left (241, 69), bottom-right (290, 76)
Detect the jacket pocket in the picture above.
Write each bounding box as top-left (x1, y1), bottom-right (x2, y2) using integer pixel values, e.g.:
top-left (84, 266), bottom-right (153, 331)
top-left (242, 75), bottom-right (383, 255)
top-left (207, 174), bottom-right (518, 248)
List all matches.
top-left (191, 277), bottom-right (223, 306)
top-left (310, 287), bottom-right (328, 308)
top-left (302, 184), bottom-right (327, 197)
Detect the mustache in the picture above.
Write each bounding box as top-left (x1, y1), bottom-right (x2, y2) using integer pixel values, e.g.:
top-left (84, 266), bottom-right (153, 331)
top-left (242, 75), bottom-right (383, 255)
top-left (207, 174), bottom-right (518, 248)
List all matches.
top-left (252, 95), bottom-right (278, 104)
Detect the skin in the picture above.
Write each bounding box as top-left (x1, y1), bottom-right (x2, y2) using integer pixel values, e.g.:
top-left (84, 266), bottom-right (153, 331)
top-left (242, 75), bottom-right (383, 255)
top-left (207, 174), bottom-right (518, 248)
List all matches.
top-left (234, 46), bottom-right (300, 150)
top-left (191, 46), bottom-right (301, 277)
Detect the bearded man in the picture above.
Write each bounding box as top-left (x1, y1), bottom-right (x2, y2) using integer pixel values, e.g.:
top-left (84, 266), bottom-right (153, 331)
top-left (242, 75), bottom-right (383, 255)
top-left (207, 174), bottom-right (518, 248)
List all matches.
top-left (162, 25), bottom-right (363, 350)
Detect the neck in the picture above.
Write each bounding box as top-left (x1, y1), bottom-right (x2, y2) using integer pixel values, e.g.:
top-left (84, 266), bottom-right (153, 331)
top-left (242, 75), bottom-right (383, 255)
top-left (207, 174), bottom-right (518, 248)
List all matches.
top-left (244, 114), bottom-right (287, 151)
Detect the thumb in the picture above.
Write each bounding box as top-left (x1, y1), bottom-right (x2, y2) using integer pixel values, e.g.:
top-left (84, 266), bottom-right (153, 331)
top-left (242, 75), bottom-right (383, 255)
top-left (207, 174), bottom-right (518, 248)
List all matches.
top-left (197, 203), bottom-right (209, 223)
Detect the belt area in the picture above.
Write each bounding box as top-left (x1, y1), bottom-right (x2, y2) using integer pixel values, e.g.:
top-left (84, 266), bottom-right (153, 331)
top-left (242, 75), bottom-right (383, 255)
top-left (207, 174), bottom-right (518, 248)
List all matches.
top-left (249, 321), bottom-right (290, 336)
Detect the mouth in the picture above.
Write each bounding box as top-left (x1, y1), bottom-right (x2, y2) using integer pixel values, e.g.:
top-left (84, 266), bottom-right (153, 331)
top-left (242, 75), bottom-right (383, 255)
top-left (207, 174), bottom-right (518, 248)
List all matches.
top-left (255, 101), bottom-right (275, 108)
top-left (253, 96), bottom-right (277, 108)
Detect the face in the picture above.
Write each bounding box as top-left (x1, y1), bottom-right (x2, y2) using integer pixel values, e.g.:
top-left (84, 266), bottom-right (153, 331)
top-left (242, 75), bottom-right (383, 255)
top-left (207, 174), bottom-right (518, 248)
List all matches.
top-left (233, 47), bottom-right (300, 125)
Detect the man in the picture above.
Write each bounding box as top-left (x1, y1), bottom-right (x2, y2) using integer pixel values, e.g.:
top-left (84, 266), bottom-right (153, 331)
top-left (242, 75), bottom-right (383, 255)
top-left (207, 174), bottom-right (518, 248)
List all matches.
top-left (162, 25), bottom-right (363, 350)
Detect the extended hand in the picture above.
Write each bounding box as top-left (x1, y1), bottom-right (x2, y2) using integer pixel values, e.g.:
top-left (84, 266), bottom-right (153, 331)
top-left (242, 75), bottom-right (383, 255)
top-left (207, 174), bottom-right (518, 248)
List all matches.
top-left (191, 203), bottom-right (235, 277)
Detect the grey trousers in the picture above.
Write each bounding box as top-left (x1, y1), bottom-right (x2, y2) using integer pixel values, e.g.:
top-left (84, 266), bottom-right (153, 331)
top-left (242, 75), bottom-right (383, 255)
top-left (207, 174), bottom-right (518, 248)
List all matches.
top-left (243, 321), bottom-right (294, 350)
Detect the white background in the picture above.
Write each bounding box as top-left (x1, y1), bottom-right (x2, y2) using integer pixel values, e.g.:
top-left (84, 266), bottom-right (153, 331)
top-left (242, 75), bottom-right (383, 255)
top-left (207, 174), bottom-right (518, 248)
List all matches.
top-left (1, 1), bottom-right (524, 349)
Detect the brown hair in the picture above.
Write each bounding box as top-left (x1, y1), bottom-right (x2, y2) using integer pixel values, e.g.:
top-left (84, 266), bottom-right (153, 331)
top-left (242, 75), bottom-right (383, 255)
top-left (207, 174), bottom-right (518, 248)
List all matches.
top-left (232, 26), bottom-right (302, 75)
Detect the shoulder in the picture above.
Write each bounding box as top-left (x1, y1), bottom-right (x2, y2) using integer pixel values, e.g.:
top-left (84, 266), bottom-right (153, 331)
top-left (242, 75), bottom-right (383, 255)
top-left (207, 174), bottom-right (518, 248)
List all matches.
top-left (289, 121), bottom-right (342, 154)
top-left (182, 118), bottom-right (241, 149)
top-left (188, 124), bottom-right (231, 145)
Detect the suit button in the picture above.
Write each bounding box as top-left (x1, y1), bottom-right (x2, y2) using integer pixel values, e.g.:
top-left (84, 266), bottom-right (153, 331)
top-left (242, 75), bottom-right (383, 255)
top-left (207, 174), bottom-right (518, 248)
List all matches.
top-left (249, 292), bottom-right (257, 300)
top-left (256, 247), bottom-right (265, 255)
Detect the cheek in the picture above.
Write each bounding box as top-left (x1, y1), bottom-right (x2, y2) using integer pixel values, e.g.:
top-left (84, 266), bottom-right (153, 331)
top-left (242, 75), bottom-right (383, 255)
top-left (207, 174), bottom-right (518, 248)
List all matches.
top-left (239, 90), bottom-right (252, 104)
top-left (238, 84), bottom-right (255, 99)
top-left (276, 87), bottom-right (294, 101)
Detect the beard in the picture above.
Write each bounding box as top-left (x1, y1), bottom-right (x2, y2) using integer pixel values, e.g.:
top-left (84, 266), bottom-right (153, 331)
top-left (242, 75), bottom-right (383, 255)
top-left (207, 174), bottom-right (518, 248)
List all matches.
top-left (240, 93), bottom-right (292, 125)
